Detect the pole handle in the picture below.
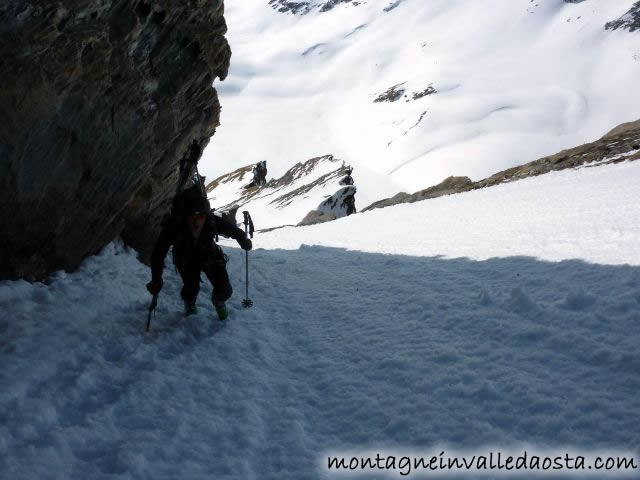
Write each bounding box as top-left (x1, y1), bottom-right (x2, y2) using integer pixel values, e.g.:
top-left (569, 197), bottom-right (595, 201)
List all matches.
top-left (242, 211), bottom-right (254, 238)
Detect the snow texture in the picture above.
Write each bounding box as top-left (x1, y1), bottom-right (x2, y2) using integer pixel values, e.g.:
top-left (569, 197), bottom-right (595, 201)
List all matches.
top-left (201, 0), bottom-right (640, 196)
top-left (2, 160), bottom-right (640, 479)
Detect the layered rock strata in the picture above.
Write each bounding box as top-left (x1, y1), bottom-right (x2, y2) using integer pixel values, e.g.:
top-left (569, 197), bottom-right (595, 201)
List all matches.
top-left (0, 0), bottom-right (231, 280)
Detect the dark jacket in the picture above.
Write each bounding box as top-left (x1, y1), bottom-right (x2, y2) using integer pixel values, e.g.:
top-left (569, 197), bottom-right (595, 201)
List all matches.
top-left (151, 211), bottom-right (245, 281)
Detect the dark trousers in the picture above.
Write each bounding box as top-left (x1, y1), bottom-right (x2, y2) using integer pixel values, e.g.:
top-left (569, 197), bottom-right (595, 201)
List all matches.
top-left (177, 246), bottom-right (232, 305)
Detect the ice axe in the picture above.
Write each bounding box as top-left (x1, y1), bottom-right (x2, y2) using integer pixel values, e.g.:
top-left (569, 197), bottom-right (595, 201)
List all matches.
top-left (242, 211), bottom-right (254, 308)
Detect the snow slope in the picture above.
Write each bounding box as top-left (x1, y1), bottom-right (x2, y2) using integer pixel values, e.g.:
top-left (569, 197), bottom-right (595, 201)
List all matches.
top-left (206, 155), bottom-right (386, 230)
top-left (207, 155), bottom-right (351, 229)
top-left (201, 0), bottom-right (640, 195)
top-left (2, 160), bottom-right (640, 479)
top-left (255, 159), bottom-right (640, 264)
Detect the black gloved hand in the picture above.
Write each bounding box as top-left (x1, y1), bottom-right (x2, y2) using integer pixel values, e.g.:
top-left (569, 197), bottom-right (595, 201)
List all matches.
top-left (146, 278), bottom-right (163, 295)
top-left (238, 237), bottom-right (252, 251)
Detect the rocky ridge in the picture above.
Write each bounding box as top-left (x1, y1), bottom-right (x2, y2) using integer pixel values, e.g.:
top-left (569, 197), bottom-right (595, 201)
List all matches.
top-left (205, 155), bottom-right (355, 229)
top-left (298, 185), bottom-right (356, 226)
top-left (605, 2), bottom-right (640, 32)
top-left (373, 82), bottom-right (437, 103)
top-left (0, 0), bottom-right (230, 280)
top-left (268, 0), bottom-right (361, 15)
top-left (363, 119), bottom-right (640, 212)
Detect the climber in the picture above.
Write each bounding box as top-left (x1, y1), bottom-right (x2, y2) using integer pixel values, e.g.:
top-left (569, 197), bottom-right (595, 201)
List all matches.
top-left (254, 160), bottom-right (267, 187)
top-left (343, 190), bottom-right (357, 215)
top-left (146, 186), bottom-right (252, 320)
top-left (340, 166), bottom-right (354, 186)
top-left (244, 160), bottom-right (268, 189)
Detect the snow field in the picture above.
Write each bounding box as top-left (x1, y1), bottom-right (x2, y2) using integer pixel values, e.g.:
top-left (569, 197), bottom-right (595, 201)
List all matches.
top-left (256, 160), bottom-right (640, 265)
top-left (2, 161), bottom-right (640, 479)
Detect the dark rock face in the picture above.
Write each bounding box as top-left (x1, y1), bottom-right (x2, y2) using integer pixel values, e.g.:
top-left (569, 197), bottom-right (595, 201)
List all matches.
top-left (363, 119), bottom-right (640, 212)
top-left (606, 2), bottom-right (640, 32)
top-left (373, 83), bottom-right (406, 103)
top-left (0, 1), bottom-right (231, 280)
top-left (374, 83), bottom-right (436, 104)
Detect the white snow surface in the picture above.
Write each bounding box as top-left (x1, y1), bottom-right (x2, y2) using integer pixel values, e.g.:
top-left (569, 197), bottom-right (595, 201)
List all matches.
top-left (200, 0), bottom-right (640, 196)
top-left (2, 161), bottom-right (640, 479)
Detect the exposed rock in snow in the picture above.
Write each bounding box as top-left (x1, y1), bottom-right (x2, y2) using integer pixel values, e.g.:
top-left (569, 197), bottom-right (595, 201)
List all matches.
top-left (373, 83), bottom-right (406, 103)
top-left (383, 0), bottom-right (405, 13)
top-left (373, 83), bottom-right (438, 104)
top-left (363, 176), bottom-right (472, 211)
top-left (363, 118), bottom-right (640, 212)
top-left (409, 84), bottom-right (437, 101)
top-left (298, 185), bottom-right (357, 226)
top-left (297, 210), bottom-right (337, 226)
top-left (475, 118), bottom-right (640, 187)
top-left (605, 2), bottom-right (640, 32)
top-left (268, 0), bottom-right (362, 15)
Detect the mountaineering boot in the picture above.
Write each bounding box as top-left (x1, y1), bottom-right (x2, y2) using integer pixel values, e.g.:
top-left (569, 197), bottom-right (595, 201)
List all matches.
top-left (214, 301), bottom-right (229, 321)
top-left (184, 299), bottom-right (198, 316)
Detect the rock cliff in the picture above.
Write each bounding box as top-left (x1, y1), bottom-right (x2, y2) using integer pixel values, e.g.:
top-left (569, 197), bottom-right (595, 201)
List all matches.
top-left (0, 0), bottom-right (231, 280)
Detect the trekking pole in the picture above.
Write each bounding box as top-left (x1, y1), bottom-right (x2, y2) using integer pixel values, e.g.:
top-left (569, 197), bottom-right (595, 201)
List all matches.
top-left (241, 211), bottom-right (254, 308)
top-left (146, 292), bottom-right (158, 332)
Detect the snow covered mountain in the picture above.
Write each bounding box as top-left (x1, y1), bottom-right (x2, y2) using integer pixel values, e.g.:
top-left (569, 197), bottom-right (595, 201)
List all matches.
top-left (205, 154), bottom-right (395, 230)
top-left (200, 0), bottom-right (640, 199)
top-left (205, 155), bottom-right (350, 229)
top-left (206, 117), bottom-right (640, 229)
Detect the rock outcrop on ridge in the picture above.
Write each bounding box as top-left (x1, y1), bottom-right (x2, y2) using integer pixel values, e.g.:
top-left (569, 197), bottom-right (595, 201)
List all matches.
top-left (605, 2), bottom-right (640, 32)
top-left (298, 185), bottom-right (357, 226)
top-left (268, 0), bottom-right (360, 15)
top-left (363, 119), bottom-right (640, 212)
top-left (363, 176), bottom-right (472, 212)
top-left (206, 155), bottom-right (356, 230)
top-left (0, 1), bottom-right (231, 280)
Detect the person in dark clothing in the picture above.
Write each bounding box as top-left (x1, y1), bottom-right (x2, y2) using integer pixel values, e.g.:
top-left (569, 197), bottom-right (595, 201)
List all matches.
top-left (340, 166), bottom-right (354, 186)
top-left (146, 187), bottom-right (252, 320)
top-left (254, 160), bottom-right (267, 187)
top-left (343, 193), bottom-right (356, 215)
